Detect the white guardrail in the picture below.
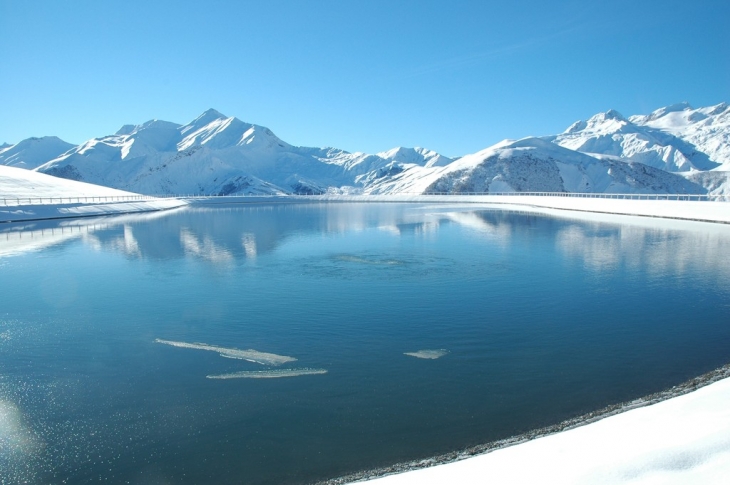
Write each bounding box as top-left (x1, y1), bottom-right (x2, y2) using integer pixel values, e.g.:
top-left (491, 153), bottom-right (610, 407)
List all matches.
top-left (1, 195), bottom-right (159, 206)
top-left (1, 192), bottom-right (728, 206)
top-left (358, 192), bottom-right (729, 201)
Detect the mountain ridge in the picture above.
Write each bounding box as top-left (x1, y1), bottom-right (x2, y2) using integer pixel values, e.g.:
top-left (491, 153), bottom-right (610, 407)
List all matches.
top-left (1, 103), bottom-right (727, 196)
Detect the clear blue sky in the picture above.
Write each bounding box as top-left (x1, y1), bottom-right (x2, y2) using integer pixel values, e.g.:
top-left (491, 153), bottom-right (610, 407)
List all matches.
top-left (1, 0), bottom-right (728, 157)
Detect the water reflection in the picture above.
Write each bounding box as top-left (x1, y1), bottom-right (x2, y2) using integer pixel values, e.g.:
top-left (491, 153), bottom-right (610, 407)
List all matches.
top-left (0, 399), bottom-right (42, 484)
top-left (179, 228), bottom-right (234, 265)
top-left (461, 210), bottom-right (730, 281)
top-left (0, 209), bottom-right (178, 258)
top-left (553, 218), bottom-right (730, 279)
top-left (2, 203), bottom-right (730, 282)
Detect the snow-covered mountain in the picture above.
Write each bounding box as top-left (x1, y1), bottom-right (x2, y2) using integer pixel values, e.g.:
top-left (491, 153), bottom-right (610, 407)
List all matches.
top-left (32, 109), bottom-right (441, 196)
top-left (364, 138), bottom-right (704, 195)
top-left (545, 102), bottom-right (730, 195)
top-left (684, 171), bottom-right (730, 196)
top-left (1, 103), bottom-right (726, 196)
top-left (377, 147), bottom-right (454, 168)
top-left (547, 108), bottom-right (720, 173)
top-left (630, 102), bottom-right (730, 170)
top-left (0, 136), bottom-right (75, 169)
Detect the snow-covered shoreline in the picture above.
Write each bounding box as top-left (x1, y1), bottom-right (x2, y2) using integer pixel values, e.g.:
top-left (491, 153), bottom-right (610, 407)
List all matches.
top-left (0, 198), bottom-right (187, 223)
top-left (0, 164), bottom-right (188, 222)
top-left (320, 366), bottom-right (730, 485)
top-left (190, 194), bottom-right (730, 224)
top-left (2, 161), bottom-right (728, 224)
top-left (3, 193), bottom-right (728, 224)
top-left (310, 194), bottom-right (730, 224)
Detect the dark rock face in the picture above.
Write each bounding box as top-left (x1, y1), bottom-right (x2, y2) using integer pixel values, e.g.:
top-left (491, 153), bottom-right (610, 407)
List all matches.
top-left (45, 164), bottom-right (83, 181)
top-left (425, 154), bottom-right (565, 194)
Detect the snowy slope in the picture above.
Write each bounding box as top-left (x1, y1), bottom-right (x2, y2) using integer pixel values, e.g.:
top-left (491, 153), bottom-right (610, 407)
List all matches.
top-left (366, 138), bottom-right (705, 195)
top-left (0, 164), bottom-right (136, 198)
top-left (0, 165), bottom-right (186, 223)
top-left (630, 102), bottom-right (730, 170)
top-left (547, 109), bottom-right (719, 173)
top-left (0, 136), bottom-right (75, 169)
top-left (683, 171), bottom-right (730, 196)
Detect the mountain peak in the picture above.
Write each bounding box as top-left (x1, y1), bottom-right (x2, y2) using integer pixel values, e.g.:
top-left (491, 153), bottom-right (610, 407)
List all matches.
top-left (576, 110), bottom-right (629, 130)
top-left (116, 124), bottom-right (137, 136)
top-left (201, 108), bottom-right (226, 119)
top-left (0, 136), bottom-right (75, 169)
top-left (706, 102), bottom-right (728, 116)
top-left (603, 109), bottom-right (626, 121)
top-left (376, 146), bottom-right (452, 167)
top-left (647, 102), bottom-right (693, 121)
top-left (564, 120), bottom-right (588, 134)
top-left (180, 108), bottom-right (229, 135)
top-left (11, 135), bottom-right (73, 148)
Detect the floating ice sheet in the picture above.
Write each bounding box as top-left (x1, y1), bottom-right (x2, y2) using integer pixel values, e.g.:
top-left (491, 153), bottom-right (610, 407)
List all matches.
top-left (404, 349), bottom-right (450, 360)
top-left (207, 368), bottom-right (328, 379)
top-left (154, 339), bottom-right (296, 366)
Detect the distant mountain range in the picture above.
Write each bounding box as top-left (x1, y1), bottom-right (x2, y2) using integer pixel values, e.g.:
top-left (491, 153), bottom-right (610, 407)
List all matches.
top-left (2, 103), bottom-right (729, 195)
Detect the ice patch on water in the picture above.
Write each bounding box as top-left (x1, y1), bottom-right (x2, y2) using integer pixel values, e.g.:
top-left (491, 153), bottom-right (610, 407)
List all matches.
top-left (404, 349), bottom-right (450, 359)
top-left (154, 339), bottom-right (296, 366)
top-left (206, 368), bottom-right (328, 379)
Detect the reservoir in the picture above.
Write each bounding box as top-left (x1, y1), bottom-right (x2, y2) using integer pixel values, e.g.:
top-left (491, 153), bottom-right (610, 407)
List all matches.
top-left (2, 203), bottom-right (730, 484)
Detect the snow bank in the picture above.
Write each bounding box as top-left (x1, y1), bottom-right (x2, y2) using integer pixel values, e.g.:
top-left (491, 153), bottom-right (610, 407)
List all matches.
top-left (289, 194), bottom-right (730, 224)
top-left (0, 164), bottom-right (187, 222)
top-left (0, 164), bottom-right (135, 198)
top-left (0, 198), bottom-right (186, 223)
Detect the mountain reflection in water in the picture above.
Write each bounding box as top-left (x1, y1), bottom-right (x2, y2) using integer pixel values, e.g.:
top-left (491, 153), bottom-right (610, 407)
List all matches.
top-left (2, 203), bottom-right (730, 283)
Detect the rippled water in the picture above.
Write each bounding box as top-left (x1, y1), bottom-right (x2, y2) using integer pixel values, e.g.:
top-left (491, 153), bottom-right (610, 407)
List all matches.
top-left (1, 203), bottom-right (730, 484)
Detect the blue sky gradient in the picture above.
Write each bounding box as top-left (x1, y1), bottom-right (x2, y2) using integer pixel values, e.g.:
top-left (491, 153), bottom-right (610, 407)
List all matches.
top-left (1, 0), bottom-right (728, 156)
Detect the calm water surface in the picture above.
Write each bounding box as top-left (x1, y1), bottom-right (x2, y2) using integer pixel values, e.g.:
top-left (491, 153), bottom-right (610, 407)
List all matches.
top-left (1, 203), bottom-right (730, 484)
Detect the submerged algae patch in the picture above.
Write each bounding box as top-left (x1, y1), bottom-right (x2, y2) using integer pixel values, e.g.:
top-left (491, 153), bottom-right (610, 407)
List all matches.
top-left (207, 368), bottom-right (328, 379)
top-left (332, 254), bottom-right (407, 266)
top-left (154, 339), bottom-right (296, 366)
